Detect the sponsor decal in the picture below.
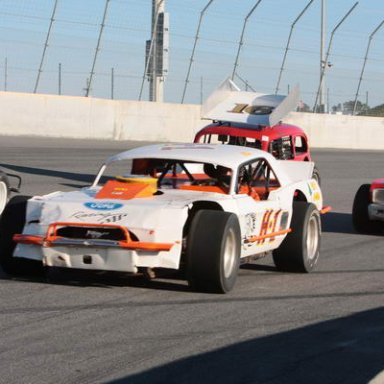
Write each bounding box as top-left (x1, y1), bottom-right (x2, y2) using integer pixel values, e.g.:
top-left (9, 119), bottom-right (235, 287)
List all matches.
top-left (84, 202), bottom-right (123, 211)
top-left (310, 181), bottom-right (318, 190)
top-left (313, 192), bottom-right (321, 201)
top-left (86, 230), bottom-right (109, 239)
top-left (245, 212), bottom-right (257, 235)
top-left (71, 211), bottom-right (128, 224)
top-left (244, 209), bottom-right (284, 245)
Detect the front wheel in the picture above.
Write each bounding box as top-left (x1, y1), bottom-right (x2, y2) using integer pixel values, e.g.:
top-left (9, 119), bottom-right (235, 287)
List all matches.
top-left (273, 202), bottom-right (321, 273)
top-left (186, 210), bottom-right (241, 293)
top-left (0, 171), bottom-right (10, 216)
top-left (352, 184), bottom-right (381, 234)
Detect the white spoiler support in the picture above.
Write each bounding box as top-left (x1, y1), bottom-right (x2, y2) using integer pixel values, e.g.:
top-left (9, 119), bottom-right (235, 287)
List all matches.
top-left (201, 77), bottom-right (300, 127)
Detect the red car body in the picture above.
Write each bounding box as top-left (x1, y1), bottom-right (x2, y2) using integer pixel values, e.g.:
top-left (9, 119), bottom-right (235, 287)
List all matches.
top-left (370, 178), bottom-right (384, 192)
top-left (194, 121), bottom-right (312, 162)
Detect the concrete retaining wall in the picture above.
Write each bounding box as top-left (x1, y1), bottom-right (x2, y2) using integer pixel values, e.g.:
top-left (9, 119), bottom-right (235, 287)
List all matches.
top-left (0, 91), bottom-right (383, 149)
top-left (285, 112), bottom-right (384, 150)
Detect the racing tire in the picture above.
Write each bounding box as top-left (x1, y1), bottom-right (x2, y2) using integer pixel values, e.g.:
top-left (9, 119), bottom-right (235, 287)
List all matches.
top-left (272, 202), bottom-right (321, 273)
top-left (352, 184), bottom-right (381, 234)
top-left (186, 210), bottom-right (241, 293)
top-left (312, 166), bottom-right (321, 186)
top-left (0, 195), bottom-right (44, 276)
top-left (0, 171), bottom-right (10, 216)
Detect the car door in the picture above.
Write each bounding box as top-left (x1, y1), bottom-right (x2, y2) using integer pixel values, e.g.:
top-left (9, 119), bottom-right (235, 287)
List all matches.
top-left (233, 159), bottom-right (288, 257)
top-left (293, 135), bottom-right (309, 161)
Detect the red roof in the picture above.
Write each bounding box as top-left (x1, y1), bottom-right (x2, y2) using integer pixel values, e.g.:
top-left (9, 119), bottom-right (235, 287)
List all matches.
top-left (194, 122), bottom-right (307, 142)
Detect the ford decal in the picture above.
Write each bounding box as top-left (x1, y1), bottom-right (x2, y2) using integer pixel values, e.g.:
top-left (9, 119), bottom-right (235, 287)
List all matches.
top-left (84, 202), bottom-right (123, 211)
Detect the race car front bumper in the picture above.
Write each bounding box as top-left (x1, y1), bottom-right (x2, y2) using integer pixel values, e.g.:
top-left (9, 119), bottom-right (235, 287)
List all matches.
top-left (14, 241), bottom-right (182, 272)
top-left (13, 222), bottom-right (182, 272)
top-left (368, 203), bottom-right (384, 222)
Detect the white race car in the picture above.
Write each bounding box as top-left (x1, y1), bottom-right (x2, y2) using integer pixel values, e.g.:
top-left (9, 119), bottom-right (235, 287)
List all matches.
top-left (0, 144), bottom-right (328, 293)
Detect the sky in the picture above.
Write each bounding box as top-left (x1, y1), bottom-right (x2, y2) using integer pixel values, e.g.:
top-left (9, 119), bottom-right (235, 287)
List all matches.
top-left (0, 0), bottom-right (383, 109)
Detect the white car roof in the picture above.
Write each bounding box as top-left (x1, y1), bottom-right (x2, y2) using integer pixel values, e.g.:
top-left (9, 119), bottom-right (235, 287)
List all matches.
top-left (106, 143), bottom-right (278, 170)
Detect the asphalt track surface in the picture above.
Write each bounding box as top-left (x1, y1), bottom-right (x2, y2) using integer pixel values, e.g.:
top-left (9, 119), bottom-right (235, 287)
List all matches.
top-left (0, 136), bottom-right (383, 384)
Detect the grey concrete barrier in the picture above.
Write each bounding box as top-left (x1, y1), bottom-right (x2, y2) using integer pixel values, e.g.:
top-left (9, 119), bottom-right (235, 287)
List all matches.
top-left (0, 91), bottom-right (383, 149)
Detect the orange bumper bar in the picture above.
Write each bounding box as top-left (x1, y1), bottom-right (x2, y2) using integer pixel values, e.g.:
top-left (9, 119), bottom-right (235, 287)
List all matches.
top-left (320, 205), bottom-right (332, 214)
top-left (13, 222), bottom-right (174, 252)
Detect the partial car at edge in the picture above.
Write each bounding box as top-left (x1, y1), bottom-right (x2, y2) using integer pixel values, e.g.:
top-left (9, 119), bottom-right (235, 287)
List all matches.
top-left (353, 179), bottom-right (384, 234)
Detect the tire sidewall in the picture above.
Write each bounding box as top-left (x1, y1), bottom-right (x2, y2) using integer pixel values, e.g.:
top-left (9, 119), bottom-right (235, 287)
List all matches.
top-left (301, 204), bottom-right (321, 271)
top-left (218, 214), bottom-right (241, 292)
top-left (186, 210), bottom-right (241, 293)
top-left (0, 172), bottom-right (10, 215)
top-left (273, 202), bottom-right (321, 272)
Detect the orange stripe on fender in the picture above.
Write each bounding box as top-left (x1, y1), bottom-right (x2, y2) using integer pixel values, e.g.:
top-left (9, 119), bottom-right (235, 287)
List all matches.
top-left (245, 229), bottom-right (291, 244)
top-left (118, 241), bottom-right (173, 251)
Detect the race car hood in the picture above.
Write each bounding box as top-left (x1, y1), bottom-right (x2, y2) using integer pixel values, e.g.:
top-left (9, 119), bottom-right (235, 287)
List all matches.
top-left (24, 187), bottom-right (231, 243)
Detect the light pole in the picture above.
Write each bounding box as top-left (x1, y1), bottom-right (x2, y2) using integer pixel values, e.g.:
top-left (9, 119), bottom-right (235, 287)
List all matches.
top-left (139, 0), bottom-right (168, 102)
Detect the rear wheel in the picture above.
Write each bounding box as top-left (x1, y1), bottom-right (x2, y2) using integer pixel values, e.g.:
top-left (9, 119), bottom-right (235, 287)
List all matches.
top-left (352, 184), bottom-right (381, 234)
top-left (312, 166), bottom-right (321, 186)
top-left (186, 210), bottom-right (241, 293)
top-left (0, 195), bottom-right (44, 276)
top-left (0, 171), bottom-right (10, 216)
top-left (273, 202), bottom-right (321, 272)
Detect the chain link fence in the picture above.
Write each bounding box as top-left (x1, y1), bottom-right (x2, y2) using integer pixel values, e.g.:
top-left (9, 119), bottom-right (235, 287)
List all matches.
top-left (0, 0), bottom-right (383, 115)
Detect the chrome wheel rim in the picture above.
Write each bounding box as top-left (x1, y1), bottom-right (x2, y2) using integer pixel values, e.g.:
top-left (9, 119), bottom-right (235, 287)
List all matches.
top-left (0, 181), bottom-right (7, 215)
top-left (223, 228), bottom-right (237, 278)
top-left (306, 214), bottom-right (319, 261)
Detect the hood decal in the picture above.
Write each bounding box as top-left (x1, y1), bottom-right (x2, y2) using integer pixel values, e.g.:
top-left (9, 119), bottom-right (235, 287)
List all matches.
top-left (84, 202), bottom-right (124, 211)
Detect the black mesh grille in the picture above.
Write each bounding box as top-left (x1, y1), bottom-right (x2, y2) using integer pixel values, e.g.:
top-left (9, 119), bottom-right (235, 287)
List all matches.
top-left (56, 226), bottom-right (126, 241)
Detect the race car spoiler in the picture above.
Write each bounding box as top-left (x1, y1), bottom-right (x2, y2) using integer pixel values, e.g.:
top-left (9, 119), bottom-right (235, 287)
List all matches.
top-left (201, 77), bottom-right (300, 127)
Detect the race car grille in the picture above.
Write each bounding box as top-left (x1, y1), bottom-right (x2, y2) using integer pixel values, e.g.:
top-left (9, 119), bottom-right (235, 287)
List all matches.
top-left (56, 226), bottom-right (135, 241)
top-left (372, 189), bottom-right (384, 205)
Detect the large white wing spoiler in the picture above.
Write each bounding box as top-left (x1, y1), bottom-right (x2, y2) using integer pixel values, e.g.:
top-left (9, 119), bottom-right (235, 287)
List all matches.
top-left (276, 160), bottom-right (314, 184)
top-left (201, 77), bottom-right (300, 127)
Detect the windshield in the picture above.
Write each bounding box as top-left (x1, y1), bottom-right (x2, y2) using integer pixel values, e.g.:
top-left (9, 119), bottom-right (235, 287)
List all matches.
top-left (96, 158), bottom-right (233, 194)
top-left (199, 133), bottom-right (262, 149)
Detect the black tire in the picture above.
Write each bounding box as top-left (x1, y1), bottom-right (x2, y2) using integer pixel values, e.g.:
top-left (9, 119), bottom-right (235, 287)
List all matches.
top-left (0, 195), bottom-right (44, 276)
top-left (186, 210), bottom-right (241, 293)
top-left (352, 184), bottom-right (381, 234)
top-left (312, 166), bottom-right (321, 186)
top-left (273, 202), bottom-right (321, 273)
top-left (0, 171), bottom-right (10, 216)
